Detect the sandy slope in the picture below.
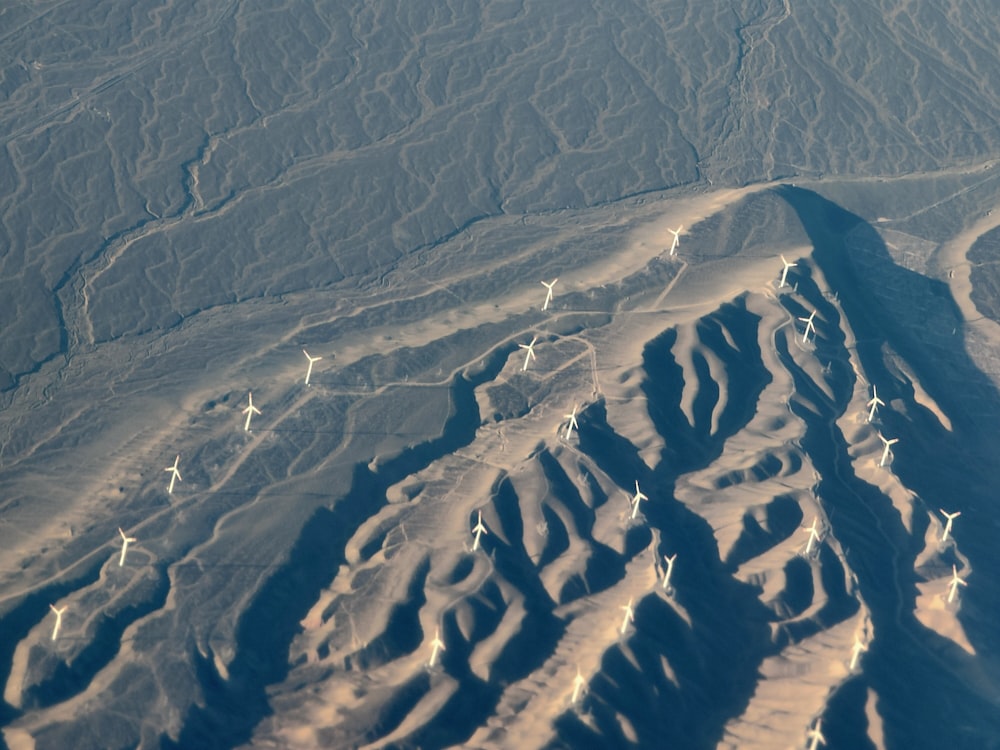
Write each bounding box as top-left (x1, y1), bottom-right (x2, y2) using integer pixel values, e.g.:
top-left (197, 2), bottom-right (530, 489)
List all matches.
top-left (7, 2), bottom-right (1000, 747)
top-left (5, 171), bottom-right (1000, 750)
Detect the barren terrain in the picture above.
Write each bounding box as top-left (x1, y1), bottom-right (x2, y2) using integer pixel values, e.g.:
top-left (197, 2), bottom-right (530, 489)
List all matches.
top-left (3, 2), bottom-right (1000, 749)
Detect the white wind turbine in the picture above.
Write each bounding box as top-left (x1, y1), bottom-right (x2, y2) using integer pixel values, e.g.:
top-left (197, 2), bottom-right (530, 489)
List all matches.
top-left (242, 391), bottom-right (262, 432)
top-left (428, 627), bottom-right (445, 668)
top-left (164, 455), bottom-right (182, 495)
top-left (571, 666), bottom-right (587, 705)
top-left (878, 433), bottom-right (898, 467)
top-left (799, 309), bottom-right (818, 343)
top-left (779, 255), bottom-right (796, 288)
top-left (939, 509), bottom-right (961, 543)
top-left (541, 278), bottom-right (558, 311)
top-left (803, 516), bottom-right (822, 556)
top-left (118, 527), bottom-right (137, 567)
top-left (849, 634), bottom-right (868, 671)
top-left (867, 384), bottom-right (885, 423)
top-left (806, 718), bottom-right (826, 750)
top-left (630, 480), bottom-right (648, 520)
top-left (519, 336), bottom-right (538, 371)
top-left (49, 604), bottom-right (66, 641)
top-left (947, 565), bottom-right (968, 603)
top-left (661, 553), bottom-right (677, 592)
top-left (668, 226), bottom-right (683, 256)
top-left (472, 511), bottom-right (488, 552)
top-left (303, 350), bottom-right (322, 386)
top-left (619, 598), bottom-right (635, 636)
top-left (563, 405), bottom-right (579, 440)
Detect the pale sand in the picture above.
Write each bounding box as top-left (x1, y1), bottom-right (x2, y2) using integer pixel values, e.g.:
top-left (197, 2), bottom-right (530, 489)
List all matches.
top-left (8, 173), bottom-right (1000, 748)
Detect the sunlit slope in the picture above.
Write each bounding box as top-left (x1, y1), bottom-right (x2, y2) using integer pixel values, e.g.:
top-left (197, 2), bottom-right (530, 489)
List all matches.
top-left (5, 177), bottom-right (1000, 749)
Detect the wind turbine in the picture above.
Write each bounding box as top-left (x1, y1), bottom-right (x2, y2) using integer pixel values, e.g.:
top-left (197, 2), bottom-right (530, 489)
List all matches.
top-left (798, 309), bottom-right (817, 343)
top-left (668, 225), bottom-right (683, 256)
top-left (118, 527), bottom-right (136, 567)
top-left (947, 565), bottom-right (968, 603)
top-left (867, 384), bottom-right (885, 423)
top-left (878, 433), bottom-right (898, 467)
top-left (571, 666), bottom-right (587, 705)
top-left (164, 455), bottom-right (182, 495)
top-left (49, 604), bottom-right (66, 641)
top-left (302, 350), bottom-right (322, 386)
top-left (620, 598), bottom-right (635, 636)
top-left (242, 391), bottom-right (262, 432)
top-left (939, 509), bottom-right (961, 543)
top-left (630, 480), bottom-right (648, 520)
top-left (849, 634), bottom-right (868, 671)
top-left (564, 405), bottom-right (579, 440)
top-left (661, 553), bottom-right (677, 592)
top-left (428, 627), bottom-right (445, 668)
top-left (779, 255), bottom-right (796, 288)
top-left (519, 336), bottom-right (538, 371)
top-left (541, 278), bottom-right (558, 311)
top-left (806, 718), bottom-right (826, 750)
top-left (472, 511), bottom-right (488, 552)
top-left (803, 516), bottom-right (822, 556)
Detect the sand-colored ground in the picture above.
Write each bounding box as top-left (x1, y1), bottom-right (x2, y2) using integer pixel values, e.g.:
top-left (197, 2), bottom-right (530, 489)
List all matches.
top-left (8, 168), bottom-right (1000, 749)
top-left (7, 2), bottom-right (1000, 747)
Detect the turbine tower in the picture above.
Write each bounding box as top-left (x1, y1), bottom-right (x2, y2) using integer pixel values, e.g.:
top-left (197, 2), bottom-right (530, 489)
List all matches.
top-left (668, 225), bottom-right (683, 256)
top-left (867, 384), bottom-right (885, 423)
top-left (303, 350), bottom-right (322, 386)
top-left (428, 627), bottom-right (445, 668)
top-left (620, 598), bottom-right (635, 636)
top-left (849, 634), bottom-right (868, 671)
top-left (947, 565), bottom-right (968, 603)
top-left (661, 553), bottom-right (677, 592)
top-left (806, 718), bottom-right (826, 749)
top-left (571, 666), bottom-right (587, 705)
top-left (118, 527), bottom-right (137, 567)
top-left (519, 336), bottom-right (538, 371)
top-left (803, 517), bottom-right (822, 556)
top-left (49, 604), bottom-right (66, 641)
top-left (243, 391), bottom-right (262, 432)
top-left (939, 508), bottom-right (961, 543)
top-left (799, 309), bottom-right (818, 343)
top-left (164, 455), bottom-right (182, 495)
top-left (472, 511), bottom-right (488, 552)
top-left (878, 433), bottom-right (899, 467)
top-left (563, 405), bottom-right (579, 440)
top-left (779, 255), bottom-right (796, 288)
top-left (541, 278), bottom-right (558, 311)
top-left (630, 480), bottom-right (648, 520)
